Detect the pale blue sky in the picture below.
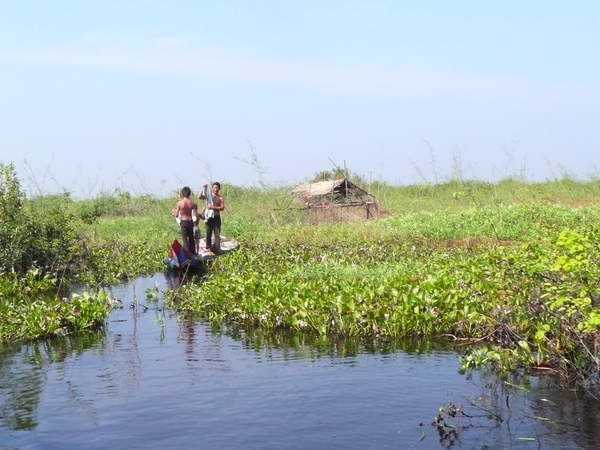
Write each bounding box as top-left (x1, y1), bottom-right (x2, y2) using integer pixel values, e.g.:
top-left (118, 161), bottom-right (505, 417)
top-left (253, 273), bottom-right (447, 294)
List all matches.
top-left (1, 1), bottom-right (599, 197)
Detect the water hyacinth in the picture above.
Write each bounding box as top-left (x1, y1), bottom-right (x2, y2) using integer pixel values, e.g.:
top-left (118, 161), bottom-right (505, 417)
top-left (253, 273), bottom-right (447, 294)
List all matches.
top-left (165, 218), bottom-right (600, 392)
top-left (4, 159), bottom-right (600, 391)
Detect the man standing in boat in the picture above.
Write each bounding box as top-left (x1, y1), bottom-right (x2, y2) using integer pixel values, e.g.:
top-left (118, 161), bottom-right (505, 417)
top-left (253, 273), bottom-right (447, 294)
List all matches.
top-left (198, 182), bottom-right (225, 253)
top-left (173, 186), bottom-right (199, 254)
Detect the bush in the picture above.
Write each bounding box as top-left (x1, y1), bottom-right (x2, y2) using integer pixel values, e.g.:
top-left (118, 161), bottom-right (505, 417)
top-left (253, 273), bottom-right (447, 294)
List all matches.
top-left (0, 162), bottom-right (79, 276)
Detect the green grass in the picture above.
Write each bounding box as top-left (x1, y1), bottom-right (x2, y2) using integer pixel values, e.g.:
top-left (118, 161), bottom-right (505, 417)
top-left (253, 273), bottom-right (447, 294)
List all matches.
top-left (5, 167), bottom-right (600, 392)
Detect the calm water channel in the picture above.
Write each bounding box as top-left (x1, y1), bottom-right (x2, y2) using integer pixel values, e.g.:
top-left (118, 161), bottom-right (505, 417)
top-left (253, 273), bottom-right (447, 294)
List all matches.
top-left (1, 274), bottom-right (600, 449)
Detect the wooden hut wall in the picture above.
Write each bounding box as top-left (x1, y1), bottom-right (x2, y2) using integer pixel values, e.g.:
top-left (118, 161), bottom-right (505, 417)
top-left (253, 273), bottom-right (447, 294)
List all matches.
top-left (301, 203), bottom-right (381, 224)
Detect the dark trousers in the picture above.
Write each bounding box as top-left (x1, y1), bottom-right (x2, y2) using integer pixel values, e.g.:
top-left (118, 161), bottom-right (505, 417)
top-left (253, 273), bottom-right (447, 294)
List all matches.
top-left (180, 220), bottom-right (195, 254)
top-left (205, 215), bottom-right (221, 252)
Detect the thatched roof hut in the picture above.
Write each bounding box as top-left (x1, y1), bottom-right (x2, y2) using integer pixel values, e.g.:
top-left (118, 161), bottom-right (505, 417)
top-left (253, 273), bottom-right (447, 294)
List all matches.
top-left (290, 179), bottom-right (386, 222)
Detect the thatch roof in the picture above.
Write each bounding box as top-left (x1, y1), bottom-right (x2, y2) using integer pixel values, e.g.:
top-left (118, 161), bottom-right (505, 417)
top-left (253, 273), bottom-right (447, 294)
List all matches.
top-left (289, 178), bottom-right (388, 222)
top-left (291, 179), bottom-right (368, 197)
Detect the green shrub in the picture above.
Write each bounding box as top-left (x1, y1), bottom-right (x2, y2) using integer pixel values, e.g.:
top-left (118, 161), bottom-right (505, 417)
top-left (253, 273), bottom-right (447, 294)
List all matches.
top-left (0, 162), bottom-right (80, 276)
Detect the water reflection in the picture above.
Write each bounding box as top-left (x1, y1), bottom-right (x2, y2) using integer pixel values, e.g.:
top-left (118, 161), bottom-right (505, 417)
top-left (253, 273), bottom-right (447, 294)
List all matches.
top-left (527, 381), bottom-right (600, 449)
top-left (220, 323), bottom-right (459, 360)
top-left (0, 332), bottom-right (104, 431)
top-left (0, 345), bottom-right (44, 431)
top-left (1, 273), bottom-right (600, 449)
top-left (163, 270), bottom-right (203, 292)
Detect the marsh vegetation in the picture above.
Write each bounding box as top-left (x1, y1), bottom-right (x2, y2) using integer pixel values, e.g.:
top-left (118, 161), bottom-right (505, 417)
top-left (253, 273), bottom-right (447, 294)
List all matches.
top-left (3, 160), bottom-right (600, 395)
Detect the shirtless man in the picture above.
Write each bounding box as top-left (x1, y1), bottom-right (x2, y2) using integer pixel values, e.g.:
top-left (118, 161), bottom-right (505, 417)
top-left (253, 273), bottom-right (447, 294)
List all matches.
top-left (173, 186), bottom-right (198, 254)
top-left (198, 181), bottom-right (225, 253)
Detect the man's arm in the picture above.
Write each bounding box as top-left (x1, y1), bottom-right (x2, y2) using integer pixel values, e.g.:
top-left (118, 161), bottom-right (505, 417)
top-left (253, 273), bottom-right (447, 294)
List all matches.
top-left (211, 196), bottom-right (225, 212)
top-left (197, 184), bottom-right (208, 200)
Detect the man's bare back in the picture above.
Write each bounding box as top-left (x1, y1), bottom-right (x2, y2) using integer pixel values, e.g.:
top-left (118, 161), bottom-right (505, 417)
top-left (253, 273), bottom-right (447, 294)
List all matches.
top-left (172, 186), bottom-right (198, 254)
top-left (176, 197), bottom-right (197, 221)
